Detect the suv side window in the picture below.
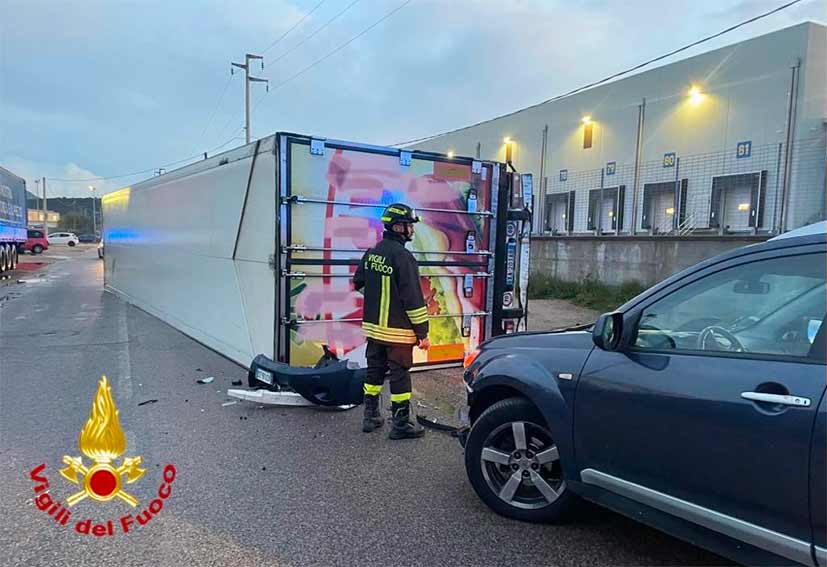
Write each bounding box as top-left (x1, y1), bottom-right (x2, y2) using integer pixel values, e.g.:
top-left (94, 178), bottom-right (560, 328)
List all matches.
top-left (28, 230), bottom-right (42, 238)
top-left (634, 253), bottom-right (826, 358)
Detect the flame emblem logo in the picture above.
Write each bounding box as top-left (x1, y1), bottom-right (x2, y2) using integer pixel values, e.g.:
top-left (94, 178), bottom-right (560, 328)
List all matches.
top-left (59, 376), bottom-right (145, 507)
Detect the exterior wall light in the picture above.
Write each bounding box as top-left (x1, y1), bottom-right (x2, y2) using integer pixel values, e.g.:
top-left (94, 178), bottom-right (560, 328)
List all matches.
top-left (688, 85), bottom-right (704, 105)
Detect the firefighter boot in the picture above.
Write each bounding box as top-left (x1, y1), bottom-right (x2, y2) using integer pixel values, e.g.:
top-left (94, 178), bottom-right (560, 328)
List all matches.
top-left (362, 394), bottom-right (384, 433)
top-left (389, 401), bottom-right (425, 440)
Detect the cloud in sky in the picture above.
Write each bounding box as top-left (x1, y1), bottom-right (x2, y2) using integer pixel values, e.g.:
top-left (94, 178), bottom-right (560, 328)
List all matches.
top-left (1, 0), bottom-right (824, 197)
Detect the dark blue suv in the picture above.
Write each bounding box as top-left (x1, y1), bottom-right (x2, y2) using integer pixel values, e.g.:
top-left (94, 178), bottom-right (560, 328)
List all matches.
top-left (462, 224), bottom-right (826, 566)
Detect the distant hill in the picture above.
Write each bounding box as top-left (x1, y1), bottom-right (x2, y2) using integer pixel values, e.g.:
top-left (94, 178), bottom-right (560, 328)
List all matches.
top-left (26, 194), bottom-right (100, 218)
top-left (26, 193), bottom-right (101, 230)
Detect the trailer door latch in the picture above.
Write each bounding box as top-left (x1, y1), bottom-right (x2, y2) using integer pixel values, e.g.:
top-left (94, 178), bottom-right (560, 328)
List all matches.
top-left (399, 151), bottom-right (412, 167)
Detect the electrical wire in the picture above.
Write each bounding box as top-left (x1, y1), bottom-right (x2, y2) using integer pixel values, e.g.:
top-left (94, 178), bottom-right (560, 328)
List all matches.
top-left (214, 0), bottom-right (365, 142)
top-left (191, 73), bottom-right (236, 155)
top-left (261, 0), bottom-right (329, 55)
top-left (251, 0), bottom-right (412, 115)
top-left (48, 135), bottom-right (245, 182)
top-left (40, 0), bottom-right (408, 186)
top-left (393, 0), bottom-right (807, 147)
top-left (267, 0), bottom-right (362, 67)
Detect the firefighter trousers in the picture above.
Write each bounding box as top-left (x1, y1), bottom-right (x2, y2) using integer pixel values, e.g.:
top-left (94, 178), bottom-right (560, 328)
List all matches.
top-left (363, 339), bottom-right (413, 402)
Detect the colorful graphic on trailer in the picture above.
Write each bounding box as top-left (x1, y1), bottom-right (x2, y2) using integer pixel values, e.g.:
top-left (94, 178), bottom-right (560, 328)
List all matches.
top-left (287, 145), bottom-right (493, 367)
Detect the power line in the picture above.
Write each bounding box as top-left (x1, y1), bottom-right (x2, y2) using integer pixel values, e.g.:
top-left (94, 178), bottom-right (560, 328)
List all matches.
top-left (393, 0), bottom-right (807, 147)
top-left (48, 135), bottom-right (245, 183)
top-left (191, 73), bottom-right (236, 154)
top-left (39, 0), bottom-right (405, 187)
top-left (261, 0), bottom-right (328, 55)
top-left (221, 0), bottom-right (388, 142)
top-left (251, 0), bottom-right (412, 115)
top-left (267, 0), bottom-right (362, 67)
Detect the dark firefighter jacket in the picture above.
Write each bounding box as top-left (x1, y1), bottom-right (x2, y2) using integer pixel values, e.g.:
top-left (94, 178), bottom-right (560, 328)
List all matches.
top-left (353, 231), bottom-right (429, 345)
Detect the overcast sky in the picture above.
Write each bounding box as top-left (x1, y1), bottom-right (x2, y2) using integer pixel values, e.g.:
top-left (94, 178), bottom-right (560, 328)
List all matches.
top-left (1, 0), bottom-right (824, 197)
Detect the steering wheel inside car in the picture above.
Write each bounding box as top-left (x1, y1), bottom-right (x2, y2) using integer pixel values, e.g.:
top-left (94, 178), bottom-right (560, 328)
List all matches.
top-left (696, 325), bottom-right (745, 352)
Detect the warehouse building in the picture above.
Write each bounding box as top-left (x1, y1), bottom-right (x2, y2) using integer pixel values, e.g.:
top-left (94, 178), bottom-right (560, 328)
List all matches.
top-left (411, 22), bottom-right (826, 241)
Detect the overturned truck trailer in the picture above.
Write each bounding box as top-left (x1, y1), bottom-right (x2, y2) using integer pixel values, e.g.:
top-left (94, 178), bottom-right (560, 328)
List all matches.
top-left (102, 133), bottom-right (531, 404)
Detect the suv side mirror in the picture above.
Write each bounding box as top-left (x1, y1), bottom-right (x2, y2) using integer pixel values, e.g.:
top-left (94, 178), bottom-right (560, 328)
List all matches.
top-left (593, 312), bottom-right (623, 351)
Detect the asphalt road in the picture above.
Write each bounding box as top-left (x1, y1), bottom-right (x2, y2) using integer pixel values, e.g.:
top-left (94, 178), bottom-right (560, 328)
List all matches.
top-left (0, 250), bottom-right (727, 566)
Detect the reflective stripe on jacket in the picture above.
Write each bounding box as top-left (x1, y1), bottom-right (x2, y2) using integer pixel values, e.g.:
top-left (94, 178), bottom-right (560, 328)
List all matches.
top-left (353, 231), bottom-right (429, 345)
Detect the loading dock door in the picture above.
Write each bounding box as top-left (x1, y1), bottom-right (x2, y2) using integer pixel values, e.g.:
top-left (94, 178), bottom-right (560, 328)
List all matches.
top-left (278, 135), bottom-right (498, 369)
top-left (710, 171), bottom-right (767, 231)
top-left (642, 181), bottom-right (684, 233)
top-left (587, 186), bottom-right (625, 233)
top-left (546, 193), bottom-right (569, 233)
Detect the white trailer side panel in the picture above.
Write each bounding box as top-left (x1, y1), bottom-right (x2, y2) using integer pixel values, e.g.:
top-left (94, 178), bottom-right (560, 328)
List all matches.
top-left (102, 137), bottom-right (276, 366)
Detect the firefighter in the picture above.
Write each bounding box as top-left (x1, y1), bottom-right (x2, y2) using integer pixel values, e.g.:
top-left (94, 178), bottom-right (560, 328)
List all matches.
top-left (353, 203), bottom-right (430, 439)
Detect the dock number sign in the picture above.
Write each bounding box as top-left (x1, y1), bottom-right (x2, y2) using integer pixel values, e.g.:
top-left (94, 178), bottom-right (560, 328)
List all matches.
top-left (559, 169), bottom-right (568, 182)
top-left (736, 141), bottom-right (752, 159)
top-left (605, 162), bottom-right (616, 176)
top-left (662, 153), bottom-right (676, 168)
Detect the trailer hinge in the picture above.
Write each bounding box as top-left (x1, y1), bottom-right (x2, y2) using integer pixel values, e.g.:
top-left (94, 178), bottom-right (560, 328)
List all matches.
top-left (310, 139), bottom-right (325, 156)
top-left (282, 270), bottom-right (307, 278)
top-left (399, 151), bottom-right (412, 167)
top-left (268, 254), bottom-right (278, 272)
top-left (472, 161), bottom-right (482, 174)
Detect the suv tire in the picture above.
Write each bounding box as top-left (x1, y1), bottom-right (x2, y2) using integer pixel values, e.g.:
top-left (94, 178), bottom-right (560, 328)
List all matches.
top-left (465, 397), bottom-right (573, 522)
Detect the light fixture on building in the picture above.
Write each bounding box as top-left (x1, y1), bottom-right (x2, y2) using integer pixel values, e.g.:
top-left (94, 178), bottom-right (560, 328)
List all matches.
top-left (688, 85), bottom-right (704, 105)
top-left (503, 137), bottom-right (514, 163)
top-left (561, 213), bottom-right (566, 219)
top-left (665, 207), bottom-right (675, 215)
top-left (447, 150), bottom-right (455, 159)
top-left (608, 211), bottom-right (614, 218)
top-left (581, 115), bottom-right (592, 124)
top-left (738, 203), bottom-right (750, 212)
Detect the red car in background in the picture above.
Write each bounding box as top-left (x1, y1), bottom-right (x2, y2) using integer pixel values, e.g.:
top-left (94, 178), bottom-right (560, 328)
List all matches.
top-left (20, 228), bottom-right (49, 254)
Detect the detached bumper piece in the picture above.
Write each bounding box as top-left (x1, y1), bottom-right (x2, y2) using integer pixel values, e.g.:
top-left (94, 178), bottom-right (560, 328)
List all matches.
top-left (243, 354), bottom-right (365, 407)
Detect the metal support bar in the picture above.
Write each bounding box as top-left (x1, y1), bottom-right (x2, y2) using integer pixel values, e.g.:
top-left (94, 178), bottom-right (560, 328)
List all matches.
top-left (779, 60), bottom-right (800, 233)
top-left (284, 311), bottom-right (490, 325)
top-left (281, 195), bottom-right (493, 217)
top-left (283, 245), bottom-right (493, 256)
top-left (631, 98), bottom-right (645, 234)
top-left (281, 271), bottom-right (492, 279)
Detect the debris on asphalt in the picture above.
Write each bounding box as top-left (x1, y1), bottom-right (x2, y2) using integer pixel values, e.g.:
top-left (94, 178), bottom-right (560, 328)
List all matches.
top-left (239, 416), bottom-right (248, 420)
top-left (416, 415), bottom-right (468, 437)
top-left (196, 368), bottom-right (202, 372)
top-left (196, 376), bottom-right (214, 384)
top-left (262, 466), bottom-right (266, 471)
top-left (231, 379), bottom-right (242, 386)
top-left (221, 400), bottom-right (238, 407)
top-left (137, 399), bottom-right (159, 406)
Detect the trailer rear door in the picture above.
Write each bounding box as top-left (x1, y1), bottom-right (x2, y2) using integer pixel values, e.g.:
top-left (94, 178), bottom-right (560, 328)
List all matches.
top-left (276, 134), bottom-right (500, 369)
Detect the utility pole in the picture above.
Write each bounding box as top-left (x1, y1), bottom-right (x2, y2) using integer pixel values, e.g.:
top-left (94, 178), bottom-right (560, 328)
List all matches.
top-left (34, 179), bottom-right (41, 228)
top-left (231, 53), bottom-right (268, 144)
top-left (42, 177), bottom-right (48, 233)
top-left (89, 185), bottom-right (97, 237)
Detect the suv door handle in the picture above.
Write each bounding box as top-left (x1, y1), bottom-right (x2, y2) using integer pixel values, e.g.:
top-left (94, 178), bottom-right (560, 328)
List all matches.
top-left (741, 392), bottom-right (811, 407)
